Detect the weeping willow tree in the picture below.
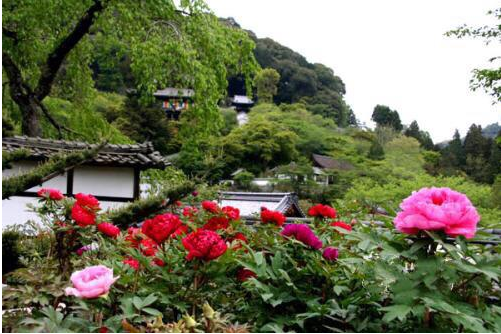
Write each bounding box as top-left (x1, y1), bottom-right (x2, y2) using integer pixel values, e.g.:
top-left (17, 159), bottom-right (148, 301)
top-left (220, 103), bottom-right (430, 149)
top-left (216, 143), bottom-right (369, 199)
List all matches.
top-left (2, 0), bottom-right (258, 142)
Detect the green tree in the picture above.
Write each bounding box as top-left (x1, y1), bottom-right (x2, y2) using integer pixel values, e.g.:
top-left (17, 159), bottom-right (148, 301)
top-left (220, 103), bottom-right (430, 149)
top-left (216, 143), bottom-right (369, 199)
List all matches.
top-left (404, 120), bottom-right (421, 139)
top-left (367, 140), bottom-right (385, 160)
top-left (254, 68), bottom-right (280, 104)
top-left (446, 8), bottom-right (500, 103)
top-left (2, 0), bottom-right (257, 138)
top-left (233, 170), bottom-right (255, 190)
top-left (371, 105), bottom-right (403, 131)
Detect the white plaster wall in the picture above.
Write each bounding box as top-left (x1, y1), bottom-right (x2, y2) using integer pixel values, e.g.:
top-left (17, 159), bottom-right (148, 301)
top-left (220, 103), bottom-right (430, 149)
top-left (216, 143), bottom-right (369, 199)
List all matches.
top-left (2, 198), bottom-right (130, 229)
top-left (73, 166), bottom-right (134, 198)
top-left (3, 161), bottom-right (68, 193)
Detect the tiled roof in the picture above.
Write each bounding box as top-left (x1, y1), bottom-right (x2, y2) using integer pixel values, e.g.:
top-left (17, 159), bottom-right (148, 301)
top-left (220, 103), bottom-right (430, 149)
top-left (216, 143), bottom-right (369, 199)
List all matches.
top-left (2, 136), bottom-right (170, 169)
top-left (153, 87), bottom-right (194, 98)
top-left (218, 191), bottom-right (305, 217)
top-left (312, 153), bottom-right (354, 171)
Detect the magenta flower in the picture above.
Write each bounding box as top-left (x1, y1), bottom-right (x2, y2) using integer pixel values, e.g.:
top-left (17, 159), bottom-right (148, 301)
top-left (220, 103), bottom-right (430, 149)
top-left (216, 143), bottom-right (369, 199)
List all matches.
top-left (281, 224), bottom-right (323, 250)
top-left (65, 265), bottom-right (118, 299)
top-left (394, 187), bottom-right (480, 239)
top-left (322, 247), bottom-right (339, 261)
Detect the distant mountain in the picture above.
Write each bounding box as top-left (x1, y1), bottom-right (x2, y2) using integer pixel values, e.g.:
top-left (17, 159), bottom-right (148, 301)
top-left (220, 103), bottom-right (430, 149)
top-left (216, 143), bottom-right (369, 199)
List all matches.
top-left (222, 17), bottom-right (356, 127)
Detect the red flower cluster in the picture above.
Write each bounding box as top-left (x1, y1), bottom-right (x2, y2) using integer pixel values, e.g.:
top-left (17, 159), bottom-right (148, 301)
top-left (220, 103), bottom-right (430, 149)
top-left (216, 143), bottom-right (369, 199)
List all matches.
top-left (228, 232), bottom-right (248, 250)
top-left (123, 257), bottom-right (140, 270)
top-left (308, 204), bottom-right (337, 219)
top-left (202, 201), bottom-right (220, 214)
top-left (222, 206), bottom-right (240, 221)
top-left (183, 206), bottom-right (198, 218)
top-left (71, 193), bottom-right (100, 227)
top-left (182, 229), bottom-right (227, 261)
top-left (260, 208), bottom-right (286, 226)
top-left (97, 222), bottom-right (120, 238)
top-left (125, 227), bottom-right (142, 248)
top-left (203, 216), bottom-right (229, 231)
top-left (237, 268), bottom-right (257, 282)
top-left (140, 238), bottom-right (159, 257)
top-left (330, 221), bottom-right (352, 232)
top-left (142, 213), bottom-right (182, 244)
top-left (37, 188), bottom-right (64, 200)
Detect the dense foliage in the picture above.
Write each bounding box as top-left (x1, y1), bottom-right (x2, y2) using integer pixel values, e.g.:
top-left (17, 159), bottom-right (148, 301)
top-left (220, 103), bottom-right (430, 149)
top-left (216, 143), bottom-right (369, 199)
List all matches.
top-left (2, 188), bottom-right (500, 332)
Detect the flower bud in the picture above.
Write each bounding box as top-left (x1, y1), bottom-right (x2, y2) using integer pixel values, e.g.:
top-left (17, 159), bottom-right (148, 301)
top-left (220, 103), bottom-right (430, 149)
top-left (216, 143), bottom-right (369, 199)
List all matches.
top-left (183, 314), bottom-right (197, 328)
top-left (203, 302), bottom-right (215, 319)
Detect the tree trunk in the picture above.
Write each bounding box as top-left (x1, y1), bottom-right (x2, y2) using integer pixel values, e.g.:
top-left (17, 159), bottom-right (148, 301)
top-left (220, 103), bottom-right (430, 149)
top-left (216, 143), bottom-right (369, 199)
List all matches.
top-left (16, 94), bottom-right (42, 137)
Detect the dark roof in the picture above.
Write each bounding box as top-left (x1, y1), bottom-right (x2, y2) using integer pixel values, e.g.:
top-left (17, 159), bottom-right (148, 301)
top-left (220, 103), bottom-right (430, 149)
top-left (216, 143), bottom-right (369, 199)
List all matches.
top-left (218, 191), bottom-right (305, 218)
top-left (2, 136), bottom-right (170, 169)
top-left (153, 87), bottom-right (194, 98)
top-left (312, 153), bottom-right (354, 171)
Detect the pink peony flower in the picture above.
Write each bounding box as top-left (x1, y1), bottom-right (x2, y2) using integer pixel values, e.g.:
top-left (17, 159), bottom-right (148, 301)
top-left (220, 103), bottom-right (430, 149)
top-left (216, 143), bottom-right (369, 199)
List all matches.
top-left (281, 224), bottom-right (323, 250)
top-left (322, 247), bottom-right (339, 261)
top-left (394, 187), bottom-right (480, 239)
top-left (65, 265), bottom-right (118, 299)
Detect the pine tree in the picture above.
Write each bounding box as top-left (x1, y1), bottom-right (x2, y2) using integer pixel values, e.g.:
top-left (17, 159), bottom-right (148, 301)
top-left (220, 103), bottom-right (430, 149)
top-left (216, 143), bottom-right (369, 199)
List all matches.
top-left (404, 120), bottom-right (421, 140)
top-left (449, 129), bottom-right (465, 167)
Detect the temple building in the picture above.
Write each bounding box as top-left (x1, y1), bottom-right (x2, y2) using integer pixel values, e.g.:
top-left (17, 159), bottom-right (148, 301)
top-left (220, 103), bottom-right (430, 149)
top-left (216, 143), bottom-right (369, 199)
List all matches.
top-left (231, 95), bottom-right (254, 126)
top-left (154, 87), bottom-right (194, 120)
top-left (2, 136), bottom-right (169, 228)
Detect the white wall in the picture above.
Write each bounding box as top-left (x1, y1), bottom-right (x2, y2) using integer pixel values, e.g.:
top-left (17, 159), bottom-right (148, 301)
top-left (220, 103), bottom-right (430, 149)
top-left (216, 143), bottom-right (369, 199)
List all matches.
top-left (2, 198), bottom-right (129, 229)
top-left (2, 162), bottom-right (136, 229)
top-left (73, 166), bottom-right (134, 198)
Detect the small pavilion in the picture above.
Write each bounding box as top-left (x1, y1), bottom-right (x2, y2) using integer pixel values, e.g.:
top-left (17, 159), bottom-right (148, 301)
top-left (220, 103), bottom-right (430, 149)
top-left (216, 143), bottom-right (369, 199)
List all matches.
top-left (154, 87), bottom-right (194, 120)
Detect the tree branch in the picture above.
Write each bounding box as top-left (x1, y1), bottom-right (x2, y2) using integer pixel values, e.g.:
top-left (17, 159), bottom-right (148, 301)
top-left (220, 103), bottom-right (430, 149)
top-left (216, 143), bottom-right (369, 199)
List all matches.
top-left (108, 181), bottom-right (195, 227)
top-left (35, 0), bottom-right (105, 100)
top-left (2, 52), bottom-right (30, 100)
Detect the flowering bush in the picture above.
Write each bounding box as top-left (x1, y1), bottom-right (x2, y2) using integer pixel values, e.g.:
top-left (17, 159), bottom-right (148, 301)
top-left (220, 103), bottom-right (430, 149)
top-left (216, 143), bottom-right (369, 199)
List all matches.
top-left (2, 187), bottom-right (500, 333)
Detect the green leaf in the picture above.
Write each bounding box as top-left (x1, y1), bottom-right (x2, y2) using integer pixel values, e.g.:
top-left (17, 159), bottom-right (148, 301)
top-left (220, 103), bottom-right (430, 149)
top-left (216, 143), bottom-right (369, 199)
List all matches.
top-left (132, 296), bottom-right (143, 310)
top-left (141, 294), bottom-right (157, 308)
top-left (142, 307), bottom-right (162, 316)
top-left (381, 304), bottom-right (412, 322)
top-left (261, 293), bottom-right (273, 301)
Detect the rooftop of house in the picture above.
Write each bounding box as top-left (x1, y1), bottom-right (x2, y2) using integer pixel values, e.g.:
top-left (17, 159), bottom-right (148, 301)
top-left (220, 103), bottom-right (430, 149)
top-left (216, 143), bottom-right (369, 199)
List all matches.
top-left (2, 136), bottom-right (170, 169)
top-left (232, 95), bottom-right (254, 105)
top-left (218, 191), bottom-right (305, 217)
top-left (153, 87), bottom-right (195, 98)
top-left (312, 153), bottom-right (354, 171)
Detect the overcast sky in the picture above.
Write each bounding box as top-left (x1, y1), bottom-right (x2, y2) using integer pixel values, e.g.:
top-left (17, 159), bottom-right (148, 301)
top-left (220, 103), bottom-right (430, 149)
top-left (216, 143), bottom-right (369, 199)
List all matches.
top-left (206, 0), bottom-right (500, 142)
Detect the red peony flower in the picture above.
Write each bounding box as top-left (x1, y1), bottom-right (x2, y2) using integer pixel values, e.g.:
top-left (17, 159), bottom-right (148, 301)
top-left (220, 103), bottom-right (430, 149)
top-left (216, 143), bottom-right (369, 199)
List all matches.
top-left (123, 257), bottom-right (140, 270)
top-left (192, 191), bottom-right (199, 197)
top-left (237, 268), bottom-right (257, 282)
top-left (260, 209), bottom-right (286, 226)
top-left (74, 193), bottom-right (100, 211)
top-left (139, 238), bottom-right (158, 257)
top-left (228, 232), bottom-right (248, 250)
top-left (97, 222), bottom-right (120, 238)
top-left (222, 206), bottom-right (240, 221)
top-left (172, 224), bottom-right (189, 238)
top-left (99, 326), bottom-right (109, 333)
top-left (202, 200), bottom-right (220, 214)
top-left (125, 227), bottom-right (142, 248)
top-left (182, 206), bottom-right (198, 218)
top-left (142, 213), bottom-right (182, 244)
top-left (203, 216), bottom-right (230, 231)
top-left (152, 258), bottom-right (165, 267)
top-left (37, 188), bottom-right (64, 200)
top-left (182, 229), bottom-right (227, 261)
top-left (71, 203), bottom-right (96, 227)
top-left (175, 200), bottom-right (182, 207)
top-left (308, 204), bottom-right (337, 219)
top-left (330, 221), bottom-right (352, 232)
